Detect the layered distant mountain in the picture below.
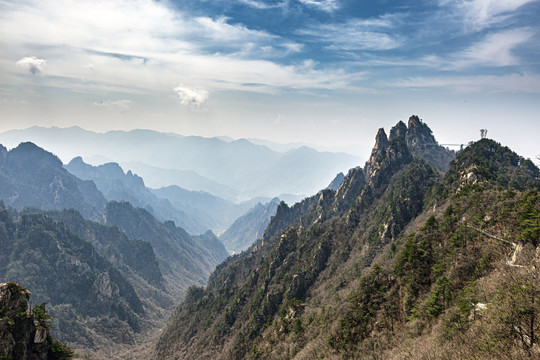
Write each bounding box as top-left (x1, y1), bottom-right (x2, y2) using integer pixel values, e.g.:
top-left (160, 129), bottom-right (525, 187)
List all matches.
top-left (0, 142), bottom-right (106, 220)
top-left (219, 198), bottom-right (280, 253)
top-left (65, 156), bottom-right (277, 234)
top-left (150, 185), bottom-right (271, 234)
top-left (0, 126), bottom-right (360, 199)
top-left (0, 141), bottom-right (233, 356)
top-left (121, 161), bottom-right (240, 200)
top-left (103, 201), bottom-right (229, 297)
top-left (65, 157), bottom-right (213, 234)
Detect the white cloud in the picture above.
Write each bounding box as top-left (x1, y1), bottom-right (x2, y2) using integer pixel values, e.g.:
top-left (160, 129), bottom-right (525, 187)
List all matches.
top-left (93, 99), bottom-right (132, 111)
top-left (455, 0), bottom-right (537, 30)
top-left (15, 56), bottom-right (46, 74)
top-left (368, 28), bottom-right (534, 70)
top-left (389, 73), bottom-right (540, 93)
top-left (194, 16), bottom-right (277, 45)
top-left (174, 85), bottom-right (209, 107)
top-left (0, 0), bottom-right (358, 97)
top-left (298, 0), bottom-right (340, 12)
top-left (456, 28), bottom-right (532, 67)
top-left (298, 17), bottom-right (403, 51)
top-left (237, 0), bottom-right (287, 9)
top-left (413, 28), bottom-right (534, 70)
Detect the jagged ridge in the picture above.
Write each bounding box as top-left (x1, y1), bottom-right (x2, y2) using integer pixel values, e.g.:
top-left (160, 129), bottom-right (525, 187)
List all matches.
top-left (155, 117), bottom-right (539, 360)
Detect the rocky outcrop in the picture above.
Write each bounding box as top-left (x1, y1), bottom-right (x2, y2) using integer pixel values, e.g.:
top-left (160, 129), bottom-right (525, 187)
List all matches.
top-left (365, 133), bottom-right (412, 184)
top-left (405, 115), bottom-right (437, 150)
top-left (260, 197), bottom-right (319, 247)
top-left (326, 172), bottom-right (345, 191)
top-left (0, 282), bottom-right (48, 360)
top-left (405, 115), bottom-right (455, 171)
top-left (333, 167), bottom-right (366, 213)
top-left (365, 128), bottom-right (389, 177)
top-left (389, 120), bottom-right (407, 141)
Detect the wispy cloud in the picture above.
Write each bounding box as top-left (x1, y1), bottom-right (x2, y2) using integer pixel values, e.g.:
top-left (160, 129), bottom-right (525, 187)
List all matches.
top-left (450, 0), bottom-right (538, 30)
top-left (359, 28), bottom-right (533, 70)
top-left (454, 28), bottom-right (532, 67)
top-left (237, 0), bottom-right (287, 10)
top-left (194, 16), bottom-right (277, 44)
top-left (298, 16), bottom-right (404, 51)
top-left (298, 0), bottom-right (340, 12)
top-left (0, 0), bottom-right (358, 96)
top-left (388, 73), bottom-right (540, 93)
top-left (174, 85), bottom-right (209, 107)
top-left (15, 56), bottom-right (46, 74)
top-left (93, 99), bottom-right (132, 111)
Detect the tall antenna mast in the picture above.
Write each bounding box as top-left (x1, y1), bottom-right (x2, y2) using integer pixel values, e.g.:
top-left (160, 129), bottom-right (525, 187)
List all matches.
top-left (480, 129), bottom-right (488, 139)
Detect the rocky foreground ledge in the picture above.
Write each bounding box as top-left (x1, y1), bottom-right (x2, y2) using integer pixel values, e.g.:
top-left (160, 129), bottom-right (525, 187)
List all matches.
top-left (0, 282), bottom-right (73, 360)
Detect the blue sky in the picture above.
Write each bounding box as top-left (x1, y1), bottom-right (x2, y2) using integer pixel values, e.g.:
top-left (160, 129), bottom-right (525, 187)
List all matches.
top-left (0, 0), bottom-right (539, 160)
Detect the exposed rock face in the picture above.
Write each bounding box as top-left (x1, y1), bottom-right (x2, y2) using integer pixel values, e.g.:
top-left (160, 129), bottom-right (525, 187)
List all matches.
top-left (0, 282), bottom-right (48, 360)
top-left (389, 120), bottom-right (407, 141)
top-left (260, 197), bottom-right (319, 247)
top-left (326, 172), bottom-right (345, 191)
top-left (405, 115), bottom-right (455, 171)
top-left (333, 167), bottom-right (366, 213)
top-left (364, 128), bottom-right (388, 178)
top-left (406, 115), bottom-right (436, 150)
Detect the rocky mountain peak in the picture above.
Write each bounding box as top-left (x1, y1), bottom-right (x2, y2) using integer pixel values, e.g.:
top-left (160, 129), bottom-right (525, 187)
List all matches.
top-left (405, 115), bottom-right (437, 150)
top-left (364, 127), bottom-right (412, 180)
top-left (0, 282), bottom-right (31, 312)
top-left (9, 142), bottom-right (63, 169)
top-left (326, 172), bottom-right (345, 191)
top-left (367, 137), bottom-right (412, 180)
top-left (374, 128), bottom-right (389, 152)
top-left (407, 114), bottom-right (421, 128)
top-left (365, 128), bottom-right (389, 171)
top-left (389, 120), bottom-right (407, 141)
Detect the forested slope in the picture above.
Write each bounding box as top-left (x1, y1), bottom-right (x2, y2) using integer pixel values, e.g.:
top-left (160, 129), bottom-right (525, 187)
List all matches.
top-left (155, 118), bottom-right (539, 360)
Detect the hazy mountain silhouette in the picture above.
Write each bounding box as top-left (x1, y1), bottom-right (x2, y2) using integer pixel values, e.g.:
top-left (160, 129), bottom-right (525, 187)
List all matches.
top-left (0, 142), bottom-right (106, 220)
top-left (219, 198), bottom-right (281, 253)
top-left (0, 126), bottom-right (360, 199)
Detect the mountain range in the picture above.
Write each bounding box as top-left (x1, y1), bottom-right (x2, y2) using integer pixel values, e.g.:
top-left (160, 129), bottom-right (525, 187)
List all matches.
top-left (1, 115), bottom-right (538, 360)
top-left (0, 141), bottom-right (231, 357)
top-left (0, 126), bottom-right (360, 200)
top-left (155, 116), bottom-right (539, 360)
top-left (0, 142), bottom-right (106, 220)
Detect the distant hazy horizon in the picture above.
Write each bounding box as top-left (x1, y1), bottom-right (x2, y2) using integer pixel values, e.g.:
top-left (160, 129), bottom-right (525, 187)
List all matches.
top-left (0, 124), bottom-right (369, 159)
